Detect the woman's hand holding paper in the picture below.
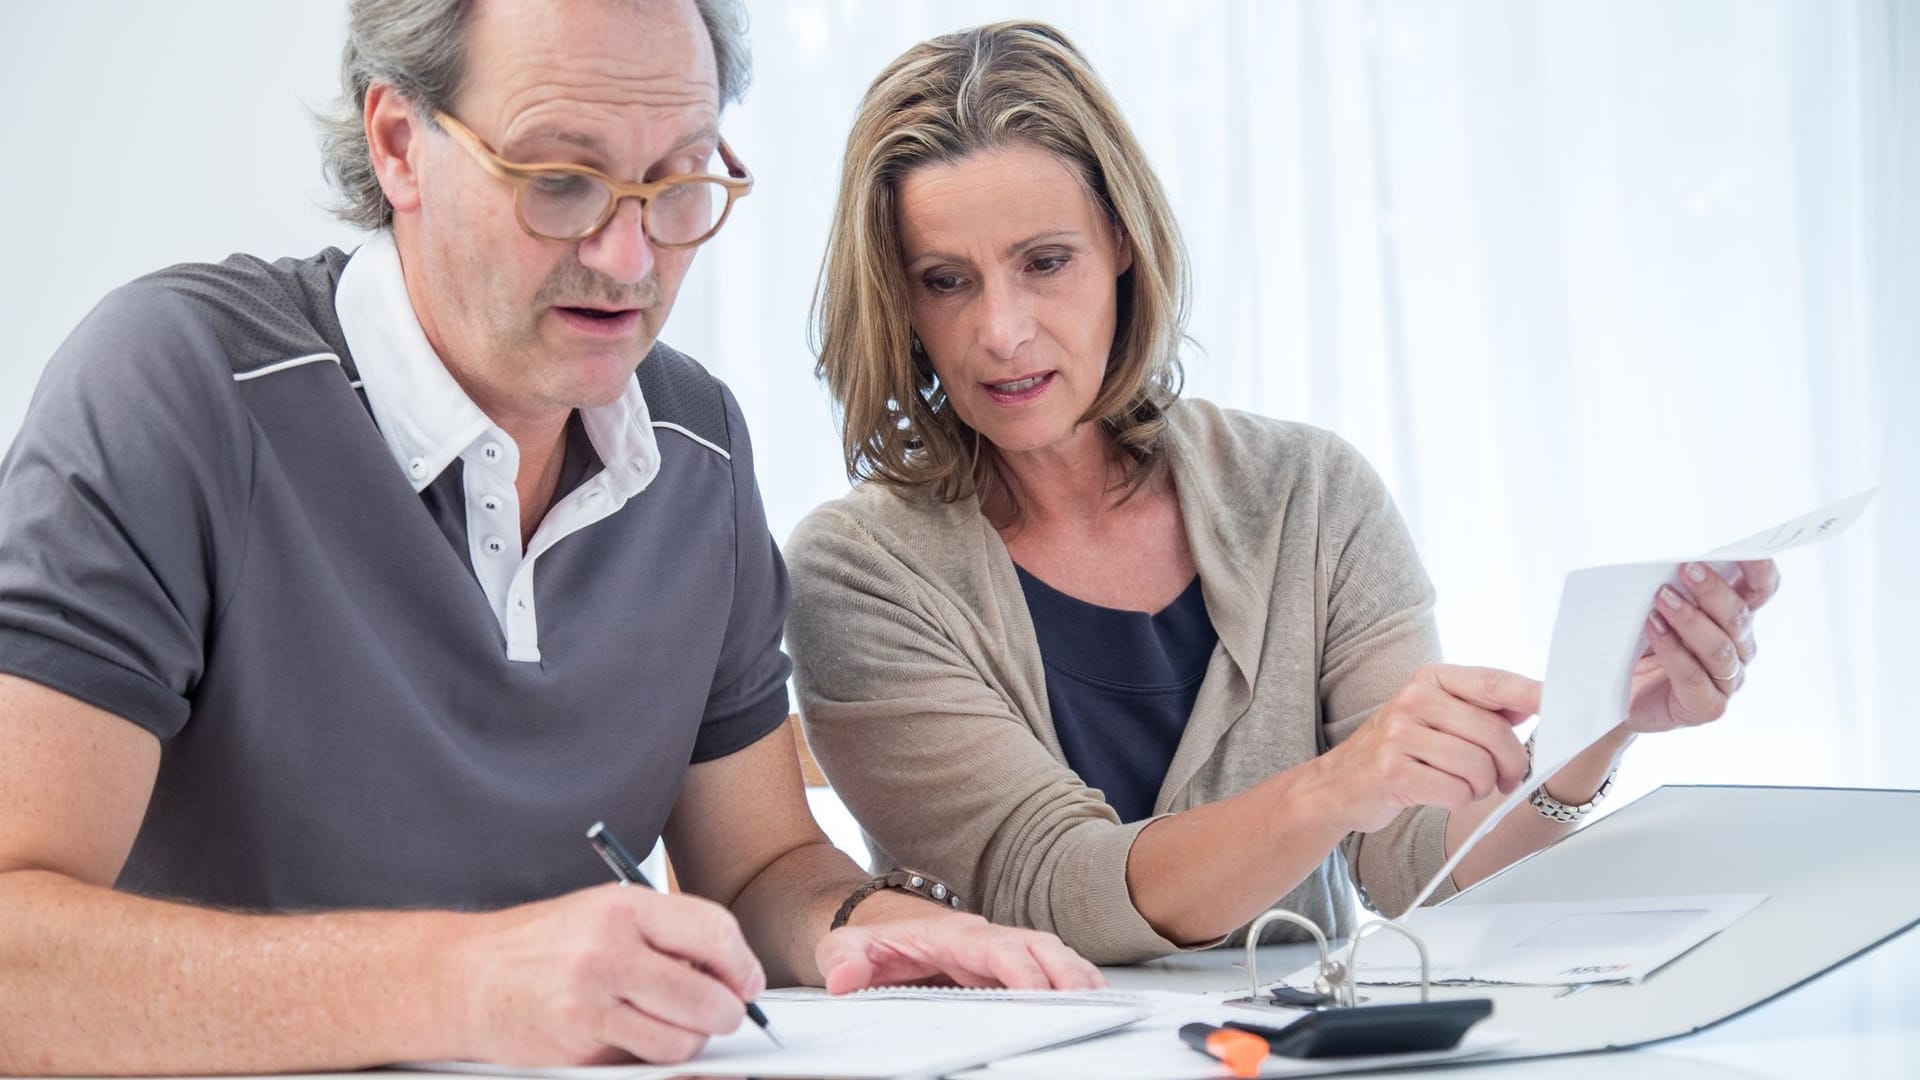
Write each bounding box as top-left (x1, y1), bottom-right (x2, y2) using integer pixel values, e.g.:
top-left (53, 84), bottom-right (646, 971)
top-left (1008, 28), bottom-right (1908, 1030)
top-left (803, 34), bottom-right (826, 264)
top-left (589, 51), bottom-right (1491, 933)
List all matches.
top-left (1627, 559), bottom-right (1781, 735)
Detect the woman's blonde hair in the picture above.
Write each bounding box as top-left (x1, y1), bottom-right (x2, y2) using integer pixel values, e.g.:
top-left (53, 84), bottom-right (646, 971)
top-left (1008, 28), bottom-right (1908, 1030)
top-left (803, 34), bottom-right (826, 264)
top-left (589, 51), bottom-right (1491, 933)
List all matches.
top-left (812, 20), bottom-right (1190, 505)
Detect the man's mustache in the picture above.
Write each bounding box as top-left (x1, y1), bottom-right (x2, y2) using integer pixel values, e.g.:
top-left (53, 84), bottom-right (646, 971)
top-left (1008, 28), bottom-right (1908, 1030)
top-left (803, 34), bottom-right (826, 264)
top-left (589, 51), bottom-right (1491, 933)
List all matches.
top-left (535, 262), bottom-right (663, 310)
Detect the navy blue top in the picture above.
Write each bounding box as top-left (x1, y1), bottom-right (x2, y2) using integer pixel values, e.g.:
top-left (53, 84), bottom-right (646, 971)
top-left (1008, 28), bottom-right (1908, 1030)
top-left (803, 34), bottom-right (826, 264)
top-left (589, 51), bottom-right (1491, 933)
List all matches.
top-left (1015, 566), bottom-right (1219, 824)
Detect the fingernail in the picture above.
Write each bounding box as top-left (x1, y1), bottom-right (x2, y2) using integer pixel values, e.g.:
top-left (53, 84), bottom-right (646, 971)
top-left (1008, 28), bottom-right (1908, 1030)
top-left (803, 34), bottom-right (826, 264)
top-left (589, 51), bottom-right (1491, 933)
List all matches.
top-left (1686, 562), bottom-right (1707, 583)
top-left (1648, 612), bottom-right (1670, 636)
top-left (1659, 586), bottom-right (1684, 610)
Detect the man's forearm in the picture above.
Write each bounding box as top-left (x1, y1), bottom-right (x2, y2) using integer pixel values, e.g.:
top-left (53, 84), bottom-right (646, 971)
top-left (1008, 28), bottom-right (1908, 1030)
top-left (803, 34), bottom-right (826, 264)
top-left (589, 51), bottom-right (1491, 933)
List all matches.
top-left (0, 868), bottom-right (469, 1075)
top-left (724, 841), bottom-right (869, 987)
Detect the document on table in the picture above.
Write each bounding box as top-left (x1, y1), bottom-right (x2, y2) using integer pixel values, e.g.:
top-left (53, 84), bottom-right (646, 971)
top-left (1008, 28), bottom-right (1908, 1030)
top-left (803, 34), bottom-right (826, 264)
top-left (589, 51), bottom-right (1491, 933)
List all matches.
top-left (412, 987), bottom-right (1153, 1079)
top-left (1402, 489), bottom-right (1876, 911)
top-left (959, 990), bottom-right (1511, 1079)
top-left (1282, 893), bottom-right (1768, 988)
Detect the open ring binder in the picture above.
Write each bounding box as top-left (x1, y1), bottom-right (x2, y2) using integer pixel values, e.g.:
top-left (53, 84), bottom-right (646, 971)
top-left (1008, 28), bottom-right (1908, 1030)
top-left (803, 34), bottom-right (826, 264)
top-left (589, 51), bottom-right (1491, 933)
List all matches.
top-left (1228, 908), bottom-right (1433, 1010)
top-left (1220, 907), bottom-right (1494, 1059)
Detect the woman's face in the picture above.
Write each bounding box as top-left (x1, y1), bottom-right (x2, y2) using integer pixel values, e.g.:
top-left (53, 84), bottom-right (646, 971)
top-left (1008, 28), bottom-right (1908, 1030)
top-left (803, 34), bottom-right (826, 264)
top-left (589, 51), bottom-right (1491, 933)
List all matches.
top-left (895, 143), bottom-right (1132, 460)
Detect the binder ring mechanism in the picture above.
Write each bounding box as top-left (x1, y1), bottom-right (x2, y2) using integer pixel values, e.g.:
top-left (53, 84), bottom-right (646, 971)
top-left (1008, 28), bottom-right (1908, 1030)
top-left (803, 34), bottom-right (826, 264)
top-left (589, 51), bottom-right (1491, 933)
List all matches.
top-left (1231, 909), bottom-right (1432, 1010)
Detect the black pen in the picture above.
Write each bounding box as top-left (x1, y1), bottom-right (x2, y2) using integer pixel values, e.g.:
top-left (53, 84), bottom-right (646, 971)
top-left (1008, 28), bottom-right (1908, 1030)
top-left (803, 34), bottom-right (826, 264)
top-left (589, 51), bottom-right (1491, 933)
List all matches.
top-left (586, 821), bottom-right (782, 1047)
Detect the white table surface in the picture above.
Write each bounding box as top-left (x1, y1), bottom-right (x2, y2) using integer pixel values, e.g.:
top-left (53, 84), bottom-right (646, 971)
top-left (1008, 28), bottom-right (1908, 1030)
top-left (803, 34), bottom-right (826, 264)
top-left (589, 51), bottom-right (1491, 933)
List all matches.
top-left (159, 905), bottom-right (1919, 1080)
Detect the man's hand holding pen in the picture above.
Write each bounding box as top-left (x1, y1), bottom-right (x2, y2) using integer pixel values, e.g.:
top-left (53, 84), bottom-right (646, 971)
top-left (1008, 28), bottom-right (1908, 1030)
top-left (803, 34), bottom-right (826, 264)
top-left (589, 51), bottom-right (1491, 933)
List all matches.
top-left (450, 883), bottom-right (766, 1067)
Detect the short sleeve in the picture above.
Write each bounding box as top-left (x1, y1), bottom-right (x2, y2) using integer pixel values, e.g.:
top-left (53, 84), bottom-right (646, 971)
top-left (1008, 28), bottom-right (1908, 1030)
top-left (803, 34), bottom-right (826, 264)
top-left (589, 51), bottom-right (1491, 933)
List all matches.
top-left (0, 284), bottom-right (253, 739)
top-left (688, 386), bottom-right (792, 762)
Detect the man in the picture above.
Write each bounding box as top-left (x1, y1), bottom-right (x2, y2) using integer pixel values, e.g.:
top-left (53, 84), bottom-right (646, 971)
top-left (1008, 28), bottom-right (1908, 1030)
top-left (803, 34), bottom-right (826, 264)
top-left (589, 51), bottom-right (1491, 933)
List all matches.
top-left (0, 0), bottom-right (1099, 1073)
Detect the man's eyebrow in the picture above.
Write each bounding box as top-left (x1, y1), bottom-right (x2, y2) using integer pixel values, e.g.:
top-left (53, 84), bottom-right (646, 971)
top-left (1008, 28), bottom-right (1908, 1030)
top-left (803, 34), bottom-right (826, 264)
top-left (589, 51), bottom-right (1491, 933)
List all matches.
top-left (505, 126), bottom-right (721, 164)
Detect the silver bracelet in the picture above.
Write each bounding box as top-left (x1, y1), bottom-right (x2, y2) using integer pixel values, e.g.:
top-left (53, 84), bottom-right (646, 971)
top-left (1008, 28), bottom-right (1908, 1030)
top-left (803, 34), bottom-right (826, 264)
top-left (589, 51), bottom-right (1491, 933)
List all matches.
top-left (1523, 734), bottom-right (1615, 823)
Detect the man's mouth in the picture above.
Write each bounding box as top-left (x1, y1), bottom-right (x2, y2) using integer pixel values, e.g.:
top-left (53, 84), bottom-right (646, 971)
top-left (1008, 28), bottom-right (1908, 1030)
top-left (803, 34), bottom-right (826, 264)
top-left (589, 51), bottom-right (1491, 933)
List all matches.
top-left (558, 305), bottom-right (633, 321)
top-left (552, 305), bottom-right (644, 336)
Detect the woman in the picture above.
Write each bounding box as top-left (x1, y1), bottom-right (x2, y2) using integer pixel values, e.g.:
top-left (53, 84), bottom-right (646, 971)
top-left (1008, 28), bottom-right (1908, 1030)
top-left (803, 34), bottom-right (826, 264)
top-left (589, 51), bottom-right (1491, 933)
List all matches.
top-left (786, 21), bottom-right (1778, 965)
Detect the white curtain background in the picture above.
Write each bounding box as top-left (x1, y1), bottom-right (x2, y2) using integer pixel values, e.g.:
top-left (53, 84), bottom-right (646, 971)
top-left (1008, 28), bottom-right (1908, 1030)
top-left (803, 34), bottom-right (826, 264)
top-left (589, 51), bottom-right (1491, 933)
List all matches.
top-left (2, 3), bottom-right (1914, 862)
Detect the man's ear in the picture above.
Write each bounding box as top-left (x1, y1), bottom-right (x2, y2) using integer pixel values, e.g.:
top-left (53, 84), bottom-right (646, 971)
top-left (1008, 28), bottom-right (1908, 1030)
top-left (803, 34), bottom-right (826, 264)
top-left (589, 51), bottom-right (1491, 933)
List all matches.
top-left (365, 83), bottom-right (425, 216)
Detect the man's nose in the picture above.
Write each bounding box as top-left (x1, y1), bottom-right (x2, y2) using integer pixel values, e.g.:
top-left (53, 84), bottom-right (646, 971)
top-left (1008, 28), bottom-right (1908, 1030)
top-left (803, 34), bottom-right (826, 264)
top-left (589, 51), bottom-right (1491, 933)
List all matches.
top-left (575, 197), bottom-right (657, 284)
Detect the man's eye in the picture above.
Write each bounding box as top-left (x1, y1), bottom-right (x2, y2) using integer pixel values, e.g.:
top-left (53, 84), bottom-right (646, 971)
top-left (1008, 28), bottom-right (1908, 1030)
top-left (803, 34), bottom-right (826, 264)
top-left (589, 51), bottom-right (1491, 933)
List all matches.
top-left (655, 181), bottom-right (702, 204)
top-left (530, 173), bottom-right (594, 197)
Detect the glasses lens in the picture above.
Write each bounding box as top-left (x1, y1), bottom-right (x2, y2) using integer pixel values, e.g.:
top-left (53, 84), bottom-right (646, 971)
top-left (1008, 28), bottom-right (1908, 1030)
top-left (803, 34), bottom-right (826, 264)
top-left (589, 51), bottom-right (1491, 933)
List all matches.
top-left (644, 180), bottom-right (725, 246)
top-left (519, 172), bottom-right (613, 240)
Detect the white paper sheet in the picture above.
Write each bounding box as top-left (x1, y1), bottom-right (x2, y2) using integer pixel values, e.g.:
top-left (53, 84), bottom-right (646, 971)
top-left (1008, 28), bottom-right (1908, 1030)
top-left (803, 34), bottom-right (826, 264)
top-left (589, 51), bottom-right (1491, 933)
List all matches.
top-left (1401, 489), bottom-right (1877, 912)
top-left (1283, 893), bottom-right (1767, 988)
top-left (411, 988), bottom-right (1152, 1079)
top-left (1530, 487), bottom-right (1877, 778)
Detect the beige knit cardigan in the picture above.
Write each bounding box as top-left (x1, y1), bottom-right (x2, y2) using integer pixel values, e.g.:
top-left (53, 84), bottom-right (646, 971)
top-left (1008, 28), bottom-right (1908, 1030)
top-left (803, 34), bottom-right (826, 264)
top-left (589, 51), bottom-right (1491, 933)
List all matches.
top-left (786, 400), bottom-right (1455, 964)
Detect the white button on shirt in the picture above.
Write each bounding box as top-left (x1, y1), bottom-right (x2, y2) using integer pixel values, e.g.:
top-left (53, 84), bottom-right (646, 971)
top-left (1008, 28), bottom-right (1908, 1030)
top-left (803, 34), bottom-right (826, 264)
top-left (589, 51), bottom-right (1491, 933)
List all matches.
top-left (334, 231), bottom-right (663, 662)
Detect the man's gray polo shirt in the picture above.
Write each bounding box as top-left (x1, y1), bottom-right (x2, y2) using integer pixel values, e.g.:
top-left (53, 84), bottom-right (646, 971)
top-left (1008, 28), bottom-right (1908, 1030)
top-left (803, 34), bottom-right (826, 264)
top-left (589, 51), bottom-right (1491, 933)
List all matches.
top-left (0, 241), bottom-right (792, 911)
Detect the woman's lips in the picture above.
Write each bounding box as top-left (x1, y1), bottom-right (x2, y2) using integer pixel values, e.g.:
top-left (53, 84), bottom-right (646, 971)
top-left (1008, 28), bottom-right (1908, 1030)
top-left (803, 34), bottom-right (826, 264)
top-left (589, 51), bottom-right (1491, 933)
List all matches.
top-left (982, 371), bottom-right (1055, 405)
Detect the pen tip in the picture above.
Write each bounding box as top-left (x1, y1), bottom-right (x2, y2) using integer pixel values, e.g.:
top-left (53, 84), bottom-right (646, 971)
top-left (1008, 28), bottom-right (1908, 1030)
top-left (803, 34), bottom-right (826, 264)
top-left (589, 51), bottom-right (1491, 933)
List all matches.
top-left (747, 1002), bottom-right (781, 1046)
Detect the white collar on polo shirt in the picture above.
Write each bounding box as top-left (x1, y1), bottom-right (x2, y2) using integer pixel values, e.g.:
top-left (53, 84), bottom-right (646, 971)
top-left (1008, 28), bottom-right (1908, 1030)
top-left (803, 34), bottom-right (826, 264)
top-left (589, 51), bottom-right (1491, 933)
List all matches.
top-left (332, 230), bottom-right (662, 501)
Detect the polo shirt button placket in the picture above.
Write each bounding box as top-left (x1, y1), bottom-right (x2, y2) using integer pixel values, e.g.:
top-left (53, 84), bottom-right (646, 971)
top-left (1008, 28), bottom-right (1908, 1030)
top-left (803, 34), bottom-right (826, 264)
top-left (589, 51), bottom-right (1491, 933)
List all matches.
top-left (508, 568), bottom-right (538, 656)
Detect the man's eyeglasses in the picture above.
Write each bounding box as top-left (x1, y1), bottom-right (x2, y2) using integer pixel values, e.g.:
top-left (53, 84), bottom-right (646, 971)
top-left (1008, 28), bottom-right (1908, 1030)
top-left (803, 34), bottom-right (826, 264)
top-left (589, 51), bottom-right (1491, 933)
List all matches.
top-left (432, 110), bottom-right (753, 248)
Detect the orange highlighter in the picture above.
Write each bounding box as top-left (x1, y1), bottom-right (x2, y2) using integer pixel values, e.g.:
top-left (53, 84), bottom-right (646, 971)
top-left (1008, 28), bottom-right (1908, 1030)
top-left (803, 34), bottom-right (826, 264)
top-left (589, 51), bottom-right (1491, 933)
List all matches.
top-left (1179, 1022), bottom-right (1270, 1077)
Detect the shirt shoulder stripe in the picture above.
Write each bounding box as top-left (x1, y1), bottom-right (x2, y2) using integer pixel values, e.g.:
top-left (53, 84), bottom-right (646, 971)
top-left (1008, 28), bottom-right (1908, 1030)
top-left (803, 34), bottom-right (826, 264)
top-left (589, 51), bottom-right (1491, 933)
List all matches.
top-left (231, 352), bottom-right (341, 383)
top-left (650, 421), bottom-right (731, 460)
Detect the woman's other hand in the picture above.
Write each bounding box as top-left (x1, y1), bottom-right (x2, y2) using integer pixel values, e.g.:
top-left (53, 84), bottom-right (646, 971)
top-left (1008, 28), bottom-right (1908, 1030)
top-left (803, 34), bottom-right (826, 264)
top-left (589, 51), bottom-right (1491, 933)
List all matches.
top-left (1310, 665), bottom-right (1541, 833)
top-left (817, 912), bottom-right (1105, 995)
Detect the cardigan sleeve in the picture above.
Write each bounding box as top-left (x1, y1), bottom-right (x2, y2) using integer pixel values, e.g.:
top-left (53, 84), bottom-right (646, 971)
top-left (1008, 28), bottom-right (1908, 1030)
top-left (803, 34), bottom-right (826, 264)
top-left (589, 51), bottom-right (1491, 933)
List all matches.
top-left (1313, 435), bottom-right (1460, 917)
top-left (786, 505), bottom-right (1191, 965)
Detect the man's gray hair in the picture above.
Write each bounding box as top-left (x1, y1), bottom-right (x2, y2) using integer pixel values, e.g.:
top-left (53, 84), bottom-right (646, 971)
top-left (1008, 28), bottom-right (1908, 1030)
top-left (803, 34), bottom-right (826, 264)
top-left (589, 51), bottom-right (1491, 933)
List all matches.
top-left (318, 0), bottom-right (751, 230)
